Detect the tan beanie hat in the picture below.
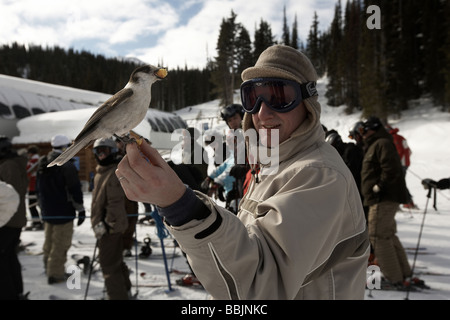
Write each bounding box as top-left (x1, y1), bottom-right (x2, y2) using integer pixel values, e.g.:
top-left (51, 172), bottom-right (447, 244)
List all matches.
top-left (241, 45), bottom-right (321, 134)
top-left (242, 44), bottom-right (318, 84)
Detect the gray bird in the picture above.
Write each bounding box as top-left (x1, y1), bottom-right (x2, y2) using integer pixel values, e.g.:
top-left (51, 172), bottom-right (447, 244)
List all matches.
top-left (47, 64), bottom-right (168, 167)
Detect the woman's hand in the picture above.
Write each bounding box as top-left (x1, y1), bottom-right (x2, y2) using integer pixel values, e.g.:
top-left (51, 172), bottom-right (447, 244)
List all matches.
top-left (115, 140), bottom-right (186, 207)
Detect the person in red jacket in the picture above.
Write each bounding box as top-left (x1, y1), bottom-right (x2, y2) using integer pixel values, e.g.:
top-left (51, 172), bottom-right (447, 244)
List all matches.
top-left (386, 125), bottom-right (417, 209)
top-left (25, 145), bottom-right (43, 231)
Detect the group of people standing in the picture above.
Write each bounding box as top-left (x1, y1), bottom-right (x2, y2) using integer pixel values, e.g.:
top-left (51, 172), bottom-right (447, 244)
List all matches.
top-left (3, 44), bottom-right (448, 301)
top-left (325, 116), bottom-right (425, 290)
top-left (0, 133), bottom-right (138, 300)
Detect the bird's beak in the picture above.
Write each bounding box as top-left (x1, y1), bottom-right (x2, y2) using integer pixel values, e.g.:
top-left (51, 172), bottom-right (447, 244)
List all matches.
top-left (154, 68), bottom-right (168, 79)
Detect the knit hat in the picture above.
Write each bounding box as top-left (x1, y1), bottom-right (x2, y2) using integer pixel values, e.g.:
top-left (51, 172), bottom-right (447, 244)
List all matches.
top-left (241, 45), bottom-right (321, 135)
top-left (242, 45), bottom-right (318, 84)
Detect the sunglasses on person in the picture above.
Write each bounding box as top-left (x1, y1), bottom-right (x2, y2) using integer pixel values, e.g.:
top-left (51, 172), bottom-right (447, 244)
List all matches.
top-left (240, 78), bottom-right (318, 114)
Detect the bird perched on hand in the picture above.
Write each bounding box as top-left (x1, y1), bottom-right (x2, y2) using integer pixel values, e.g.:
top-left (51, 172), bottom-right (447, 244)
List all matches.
top-left (48, 64), bottom-right (168, 167)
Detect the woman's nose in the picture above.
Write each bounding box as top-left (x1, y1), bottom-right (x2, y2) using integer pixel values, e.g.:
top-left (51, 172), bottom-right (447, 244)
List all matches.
top-left (257, 101), bottom-right (274, 119)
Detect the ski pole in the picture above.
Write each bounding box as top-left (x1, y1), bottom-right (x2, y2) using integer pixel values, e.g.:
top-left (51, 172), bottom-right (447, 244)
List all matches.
top-left (169, 239), bottom-right (177, 271)
top-left (150, 210), bottom-right (174, 292)
top-left (133, 222), bottom-right (139, 298)
top-left (84, 239), bottom-right (98, 300)
top-left (405, 187), bottom-right (431, 300)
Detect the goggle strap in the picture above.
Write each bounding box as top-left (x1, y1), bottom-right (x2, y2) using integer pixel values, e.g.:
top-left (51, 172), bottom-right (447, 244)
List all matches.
top-left (299, 81), bottom-right (318, 100)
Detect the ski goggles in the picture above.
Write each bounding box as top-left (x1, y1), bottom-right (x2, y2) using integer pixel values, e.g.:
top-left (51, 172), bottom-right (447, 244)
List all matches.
top-left (240, 78), bottom-right (318, 114)
top-left (93, 146), bottom-right (112, 157)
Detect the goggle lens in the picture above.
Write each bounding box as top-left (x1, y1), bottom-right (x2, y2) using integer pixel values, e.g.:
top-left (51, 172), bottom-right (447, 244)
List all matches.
top-left (240, 78), bottom-right (317, 114)
top-left (93, 146), bottom-right (110, 156)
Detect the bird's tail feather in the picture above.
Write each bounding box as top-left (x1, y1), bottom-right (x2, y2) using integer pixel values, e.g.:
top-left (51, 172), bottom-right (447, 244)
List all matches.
top-left (47, 138), bottom-right (90, 167)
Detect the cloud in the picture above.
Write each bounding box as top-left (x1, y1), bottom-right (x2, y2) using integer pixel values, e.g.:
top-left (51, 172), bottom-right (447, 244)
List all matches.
top-left (0, 0), bottom-right (337, 69)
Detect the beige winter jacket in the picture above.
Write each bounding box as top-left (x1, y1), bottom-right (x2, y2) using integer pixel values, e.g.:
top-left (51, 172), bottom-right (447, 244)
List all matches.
top-left (168, 97), bottom-right (370, 299)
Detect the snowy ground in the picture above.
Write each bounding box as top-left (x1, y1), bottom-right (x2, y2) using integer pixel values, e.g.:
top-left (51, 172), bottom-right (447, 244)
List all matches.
top-left (16, 77), bottom-right (450, 301)
top-left (19, 199), bottom-right (212, 301)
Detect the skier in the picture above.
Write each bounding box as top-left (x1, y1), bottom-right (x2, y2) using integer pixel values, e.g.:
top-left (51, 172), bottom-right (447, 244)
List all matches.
top-left (91, 137), bottom-right (132, 299)
top-left (37, 134), bottom-right (85, 284)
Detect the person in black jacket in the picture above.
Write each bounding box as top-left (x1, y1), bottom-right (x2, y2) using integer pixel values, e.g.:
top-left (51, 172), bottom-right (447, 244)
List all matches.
top-left (325, 129), bottom-right (363, 195)
top-left (0, 136), bottom-right (29, 299)
top-left (360, 117), bottom-right (425, 290)
top-left (36, 134), bottom-right (85, 284)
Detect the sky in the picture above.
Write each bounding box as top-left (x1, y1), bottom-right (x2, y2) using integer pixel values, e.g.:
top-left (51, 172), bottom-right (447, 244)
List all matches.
top-left (15, 78), bottom-right (450, 302)
top-left (0, 0), bottom-right (338, 69)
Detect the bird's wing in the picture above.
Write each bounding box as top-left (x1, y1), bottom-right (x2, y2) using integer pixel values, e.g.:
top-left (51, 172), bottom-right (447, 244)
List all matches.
top-left (74, 88), bottom-right (134, 141)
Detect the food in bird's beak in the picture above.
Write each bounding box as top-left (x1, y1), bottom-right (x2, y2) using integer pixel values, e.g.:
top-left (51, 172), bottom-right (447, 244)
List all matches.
top-left (155, 68), bottom-right (168, 79)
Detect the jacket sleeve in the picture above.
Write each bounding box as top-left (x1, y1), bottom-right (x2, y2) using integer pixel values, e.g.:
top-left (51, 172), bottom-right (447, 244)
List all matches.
top-left (376, 139), bottom-right (404, 190)
top-left (63, 163), bottom-right (84, 211)
top-left (103, 174), bottom-right (129, 234)
top-left (0, 181), bottom-right (20, 227)
top-left (167, 166), bottom-right (367, 299)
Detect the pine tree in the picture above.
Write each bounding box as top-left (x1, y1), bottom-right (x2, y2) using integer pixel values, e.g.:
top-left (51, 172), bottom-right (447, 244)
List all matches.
top-left (291, 14), bottom-right (299, 49)
top-left (306, 11), bottom-right (322, 76)
top-left (358, 0), bottom-right (386, 119)
top-left (342, 0), bottom-right (361, 112)
top-left (212, 10), bottom-right (245, 106)
top-left (444, 1), bottom-right (450, 109)
top-left (282, 6), bottom-right (290, 46)
top-left (253, 19), bottom-right (276, 64)
top-left (325, 0), bottom-right (345, 106)
top-left (236, 26), bottom-right (253, 76)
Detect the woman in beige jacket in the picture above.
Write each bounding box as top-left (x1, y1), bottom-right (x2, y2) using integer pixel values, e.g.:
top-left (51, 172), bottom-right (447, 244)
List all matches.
top-left (116, 45), bottom-right (370, 300)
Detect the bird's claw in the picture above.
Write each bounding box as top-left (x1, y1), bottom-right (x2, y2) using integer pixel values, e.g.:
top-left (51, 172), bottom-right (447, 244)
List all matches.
top-left (115, 132), bottom-right (143, 146)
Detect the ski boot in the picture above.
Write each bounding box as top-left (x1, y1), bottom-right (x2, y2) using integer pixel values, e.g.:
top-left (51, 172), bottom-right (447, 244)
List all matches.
top-left (139, 237), bottom-right (152, 258)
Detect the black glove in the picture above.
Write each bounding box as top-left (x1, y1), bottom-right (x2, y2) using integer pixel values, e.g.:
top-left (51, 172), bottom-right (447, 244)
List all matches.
top-left (437, 178), bottom-right (450, 190)
top-left (77, 211), bottom-right (85, 226)
top-left (421, 179), bottom-right (437, 190)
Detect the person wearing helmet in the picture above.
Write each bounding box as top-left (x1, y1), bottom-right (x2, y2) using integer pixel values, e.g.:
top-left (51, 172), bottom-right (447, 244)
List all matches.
top-left (217, 104), bottom-right (250, 208)
top-left (117, 45), bottom-right (369, 299)
top-left (359, 116), bottom-right (425, 290)
top-left (36, 134), bottom-right (85, 285)
top-left (0, 135), bottom-right (29, 299)
top-left (348, 121), bottom-right (364, 149)
top-left (220, 104), bottom-right (245, 130)
top-left (114, 137), bottom-right (140, 258)
top-left (91, 137), bottom-right (132, 299)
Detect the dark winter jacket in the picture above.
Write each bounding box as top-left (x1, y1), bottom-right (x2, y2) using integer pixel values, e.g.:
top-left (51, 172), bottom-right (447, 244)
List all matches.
top-left (0, 151), bottom-right (28, 228)
top-left (334, 141), bottom-right (364, 193)
top-left (361, 128), bottom-right (409, 206)
top-left (36, 151), bottom-right (84, 224)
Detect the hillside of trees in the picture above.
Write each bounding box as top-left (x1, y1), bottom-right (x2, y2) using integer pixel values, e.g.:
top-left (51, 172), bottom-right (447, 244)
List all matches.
top-left (1, 0), bottom-right (449, 120)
